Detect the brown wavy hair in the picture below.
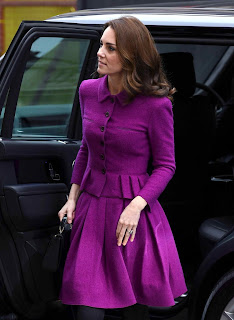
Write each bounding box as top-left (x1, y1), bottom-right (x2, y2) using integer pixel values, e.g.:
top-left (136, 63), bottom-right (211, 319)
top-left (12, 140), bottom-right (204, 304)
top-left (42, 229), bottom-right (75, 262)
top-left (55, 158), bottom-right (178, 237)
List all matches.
top-left (101, 16), bottom-right (175, 103)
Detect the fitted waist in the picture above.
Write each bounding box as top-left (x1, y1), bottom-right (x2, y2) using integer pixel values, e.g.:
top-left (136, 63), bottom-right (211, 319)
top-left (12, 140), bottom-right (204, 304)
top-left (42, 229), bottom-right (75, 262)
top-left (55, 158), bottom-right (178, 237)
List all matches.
top-left (80, 166), bottom-right (149, 199)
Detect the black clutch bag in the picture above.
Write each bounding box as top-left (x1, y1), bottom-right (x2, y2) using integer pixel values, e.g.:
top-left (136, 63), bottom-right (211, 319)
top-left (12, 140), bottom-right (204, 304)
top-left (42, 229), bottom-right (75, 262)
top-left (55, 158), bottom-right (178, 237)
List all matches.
top-left (42, 217), bottom-right (72, 272)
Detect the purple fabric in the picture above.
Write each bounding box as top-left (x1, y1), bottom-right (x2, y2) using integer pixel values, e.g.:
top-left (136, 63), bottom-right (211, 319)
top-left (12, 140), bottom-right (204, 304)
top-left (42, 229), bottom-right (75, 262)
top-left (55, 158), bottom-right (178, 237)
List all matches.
top-left (71, 75), bottom-right (176, 210)
top-left (59, 75), bottom-right (187, 308)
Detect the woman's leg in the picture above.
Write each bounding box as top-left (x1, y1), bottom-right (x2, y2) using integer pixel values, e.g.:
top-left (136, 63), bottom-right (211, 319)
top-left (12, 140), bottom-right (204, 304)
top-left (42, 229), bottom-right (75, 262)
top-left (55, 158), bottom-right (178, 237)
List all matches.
top-left (70, 305), bottom-right (105, 320)
top-left (122, 303), bottom-right (150, 320)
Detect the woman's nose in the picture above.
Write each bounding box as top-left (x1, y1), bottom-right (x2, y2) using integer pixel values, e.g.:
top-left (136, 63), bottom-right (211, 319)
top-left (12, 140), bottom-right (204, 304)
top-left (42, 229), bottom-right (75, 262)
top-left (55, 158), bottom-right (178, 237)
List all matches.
top-left (97, 47), bottom-right (105, 57)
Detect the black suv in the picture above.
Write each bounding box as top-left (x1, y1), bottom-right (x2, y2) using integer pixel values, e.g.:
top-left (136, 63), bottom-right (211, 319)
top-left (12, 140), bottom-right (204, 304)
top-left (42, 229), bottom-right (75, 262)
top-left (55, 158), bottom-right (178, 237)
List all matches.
top-left (0, 3), bottom-right (233, 320)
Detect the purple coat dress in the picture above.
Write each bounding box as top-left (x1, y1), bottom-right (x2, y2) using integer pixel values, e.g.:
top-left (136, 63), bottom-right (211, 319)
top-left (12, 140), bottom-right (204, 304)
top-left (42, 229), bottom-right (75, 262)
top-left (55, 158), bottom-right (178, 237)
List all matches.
top-left (59, 75), bottom-right (187, 308)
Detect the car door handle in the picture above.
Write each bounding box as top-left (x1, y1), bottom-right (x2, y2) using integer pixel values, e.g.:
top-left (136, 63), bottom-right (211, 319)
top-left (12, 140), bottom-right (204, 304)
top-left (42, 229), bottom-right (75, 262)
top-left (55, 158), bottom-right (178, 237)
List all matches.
top-left (48, 162), bottom-right (60, 181)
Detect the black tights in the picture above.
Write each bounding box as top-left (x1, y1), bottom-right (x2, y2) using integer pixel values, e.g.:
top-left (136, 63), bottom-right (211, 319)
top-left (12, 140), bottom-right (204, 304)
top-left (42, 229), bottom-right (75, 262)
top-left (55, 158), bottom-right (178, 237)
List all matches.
top-left (71, 303), bottom-right (150, 320)
top-left (71, 305), bottom-right (105, 320)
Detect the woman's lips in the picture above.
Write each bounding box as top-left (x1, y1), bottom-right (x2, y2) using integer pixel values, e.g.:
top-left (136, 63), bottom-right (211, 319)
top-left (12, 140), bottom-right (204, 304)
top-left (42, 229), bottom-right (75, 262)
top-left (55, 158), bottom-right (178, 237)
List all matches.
top-left (98, 61), bottom-right (106, 65)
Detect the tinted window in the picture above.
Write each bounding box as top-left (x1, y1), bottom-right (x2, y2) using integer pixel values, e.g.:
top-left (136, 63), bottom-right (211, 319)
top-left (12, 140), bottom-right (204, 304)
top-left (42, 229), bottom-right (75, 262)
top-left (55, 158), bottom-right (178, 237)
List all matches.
top-left (12, 37), bottom-right (90, 137)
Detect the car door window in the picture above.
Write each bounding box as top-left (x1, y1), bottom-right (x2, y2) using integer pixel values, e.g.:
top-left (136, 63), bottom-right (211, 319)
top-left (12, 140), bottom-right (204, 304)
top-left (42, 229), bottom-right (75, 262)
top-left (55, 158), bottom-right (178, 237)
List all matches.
top-left (12, 36), bottom-right (90, 137)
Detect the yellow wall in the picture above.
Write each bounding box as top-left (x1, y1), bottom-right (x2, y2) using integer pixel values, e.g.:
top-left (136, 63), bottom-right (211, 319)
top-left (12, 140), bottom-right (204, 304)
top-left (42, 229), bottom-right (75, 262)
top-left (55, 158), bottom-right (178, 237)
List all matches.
top-left (3, 5), bottom-right (76, 53)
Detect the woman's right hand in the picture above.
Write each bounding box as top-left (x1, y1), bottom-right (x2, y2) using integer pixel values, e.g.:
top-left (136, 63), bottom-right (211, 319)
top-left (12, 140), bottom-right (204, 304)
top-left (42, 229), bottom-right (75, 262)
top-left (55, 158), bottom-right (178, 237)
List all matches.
top-left (58, 184), bottom-right (81, 224)
top-left (58, 199), bottom-right (77, 224)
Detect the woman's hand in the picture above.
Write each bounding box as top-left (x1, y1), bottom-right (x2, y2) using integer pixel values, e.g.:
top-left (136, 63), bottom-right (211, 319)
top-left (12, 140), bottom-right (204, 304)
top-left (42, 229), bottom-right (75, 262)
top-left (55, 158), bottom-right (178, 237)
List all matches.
top-left (58, 183), bottom-right (81, 224)
top-left (58, 199), bottom-right (76, 224)
top-left (116, 196), bottom-right (147, 246)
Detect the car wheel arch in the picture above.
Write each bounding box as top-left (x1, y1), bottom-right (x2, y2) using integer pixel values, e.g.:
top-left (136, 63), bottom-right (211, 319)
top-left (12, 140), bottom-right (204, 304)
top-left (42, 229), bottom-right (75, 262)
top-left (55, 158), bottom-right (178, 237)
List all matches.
top-left (188, 249), bottom-right (234, 320)
top-left (201, 268), bottom-right (234, 320)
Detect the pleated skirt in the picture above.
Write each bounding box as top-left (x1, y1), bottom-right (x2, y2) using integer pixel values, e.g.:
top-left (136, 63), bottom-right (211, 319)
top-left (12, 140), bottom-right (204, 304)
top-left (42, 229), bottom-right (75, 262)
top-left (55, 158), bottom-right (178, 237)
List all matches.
top-left (59, 191), bottom-right (187, 308)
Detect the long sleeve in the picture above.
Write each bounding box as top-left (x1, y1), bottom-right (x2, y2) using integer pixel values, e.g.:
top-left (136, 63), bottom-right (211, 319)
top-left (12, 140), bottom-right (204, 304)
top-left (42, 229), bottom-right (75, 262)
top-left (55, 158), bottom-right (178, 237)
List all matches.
top-left (70, 83), bottom-right (88, 185)
top-left (137, 98), bottom-right (176, 210)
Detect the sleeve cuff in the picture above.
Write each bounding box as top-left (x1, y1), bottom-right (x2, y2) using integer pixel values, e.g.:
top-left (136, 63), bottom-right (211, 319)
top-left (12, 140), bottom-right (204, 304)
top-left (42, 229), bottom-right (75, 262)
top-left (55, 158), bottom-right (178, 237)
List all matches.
top-left (137, 191), bottom-right (155, 213)
top-left (70, 172), bottom-right (83, 186)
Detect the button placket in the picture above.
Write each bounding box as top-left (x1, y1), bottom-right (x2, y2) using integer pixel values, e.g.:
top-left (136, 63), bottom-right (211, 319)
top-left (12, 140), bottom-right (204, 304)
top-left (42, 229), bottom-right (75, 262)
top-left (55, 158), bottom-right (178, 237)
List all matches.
top-left (100, 99), bottom-right (114, 175)
top-left (100, 122), bottom-right (106, 175)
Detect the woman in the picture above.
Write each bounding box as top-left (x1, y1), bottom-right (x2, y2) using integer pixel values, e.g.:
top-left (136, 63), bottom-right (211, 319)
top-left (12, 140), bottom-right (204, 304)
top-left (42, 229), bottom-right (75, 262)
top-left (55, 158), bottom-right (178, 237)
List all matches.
top-left (58, 16), bottom-right (187, 320)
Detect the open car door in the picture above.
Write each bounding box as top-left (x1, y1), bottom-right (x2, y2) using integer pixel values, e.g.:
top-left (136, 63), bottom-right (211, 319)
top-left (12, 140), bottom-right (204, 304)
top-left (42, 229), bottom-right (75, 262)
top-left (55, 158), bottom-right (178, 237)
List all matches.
top-left (0, 20), bottom-right (100, 319)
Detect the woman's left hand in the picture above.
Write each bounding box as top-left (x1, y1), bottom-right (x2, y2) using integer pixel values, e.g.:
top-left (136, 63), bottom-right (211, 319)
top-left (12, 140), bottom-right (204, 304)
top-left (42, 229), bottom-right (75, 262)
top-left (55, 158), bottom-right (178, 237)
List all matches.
top-left (116, 196), bottom-right (147, 246)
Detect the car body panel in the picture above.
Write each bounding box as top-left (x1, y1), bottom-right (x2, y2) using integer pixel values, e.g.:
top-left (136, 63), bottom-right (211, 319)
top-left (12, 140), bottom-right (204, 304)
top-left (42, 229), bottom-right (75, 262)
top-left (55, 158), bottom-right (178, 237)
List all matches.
top-left (47, 12), bottom-right (234, 28)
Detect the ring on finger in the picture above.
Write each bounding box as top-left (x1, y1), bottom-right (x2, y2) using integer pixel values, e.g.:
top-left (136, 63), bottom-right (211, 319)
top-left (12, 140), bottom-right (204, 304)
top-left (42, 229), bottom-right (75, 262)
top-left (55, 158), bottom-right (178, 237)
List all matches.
top-left (127, 229), bottom-right (133, 235)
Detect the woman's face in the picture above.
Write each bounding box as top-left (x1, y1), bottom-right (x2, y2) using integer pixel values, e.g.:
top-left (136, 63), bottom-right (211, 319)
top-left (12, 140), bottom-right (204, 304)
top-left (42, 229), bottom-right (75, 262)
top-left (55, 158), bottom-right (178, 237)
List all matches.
top-left (97, 26), bottom-right (123, 77)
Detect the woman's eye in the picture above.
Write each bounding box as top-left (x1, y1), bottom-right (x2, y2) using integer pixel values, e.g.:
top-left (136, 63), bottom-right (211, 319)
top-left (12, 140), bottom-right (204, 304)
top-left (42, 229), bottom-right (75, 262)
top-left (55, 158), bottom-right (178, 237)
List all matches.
top-left (99, 42), bottom-right (103, 47)
top-left (109, 46), bottom-right (115, 51)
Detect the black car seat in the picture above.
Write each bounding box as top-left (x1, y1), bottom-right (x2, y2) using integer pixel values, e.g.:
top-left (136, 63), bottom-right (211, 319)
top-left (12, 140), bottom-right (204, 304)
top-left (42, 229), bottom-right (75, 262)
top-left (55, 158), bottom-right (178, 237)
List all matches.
top-left (198, 100), bottom-right (234, 258)
top-left (158, 52), bottom-right (216, 263)
top-left (199, 216), bottom-right (234, 257)
top-left (160, 52), bottom-right (215, 203)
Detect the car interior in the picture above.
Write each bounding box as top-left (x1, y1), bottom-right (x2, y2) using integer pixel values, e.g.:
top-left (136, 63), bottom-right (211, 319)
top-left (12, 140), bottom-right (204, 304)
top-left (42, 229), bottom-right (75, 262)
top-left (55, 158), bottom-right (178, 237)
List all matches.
top-left (155, 44), bottom-right (234, 292)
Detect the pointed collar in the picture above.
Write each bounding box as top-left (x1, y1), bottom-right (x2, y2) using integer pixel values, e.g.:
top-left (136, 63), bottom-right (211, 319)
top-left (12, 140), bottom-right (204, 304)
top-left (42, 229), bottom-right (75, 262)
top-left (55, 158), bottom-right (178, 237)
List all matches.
top-left (98, 75), bottom-right (128, 106)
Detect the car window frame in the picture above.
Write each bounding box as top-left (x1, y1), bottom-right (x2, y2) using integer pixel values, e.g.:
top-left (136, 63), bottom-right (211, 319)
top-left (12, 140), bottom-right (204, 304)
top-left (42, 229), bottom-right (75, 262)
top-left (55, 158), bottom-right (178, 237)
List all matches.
top-left (0, 21), bottom-right (102, 78)
top-left (0, 25), bottom-right (100, 139)
top-left (67, 38), bottom-right (100, 140)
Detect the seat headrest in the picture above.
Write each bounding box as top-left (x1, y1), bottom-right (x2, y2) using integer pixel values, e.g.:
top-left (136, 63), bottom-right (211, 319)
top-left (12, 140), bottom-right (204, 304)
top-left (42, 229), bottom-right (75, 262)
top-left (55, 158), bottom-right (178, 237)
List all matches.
top-left (160, 52), bottom-right (196, 98)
